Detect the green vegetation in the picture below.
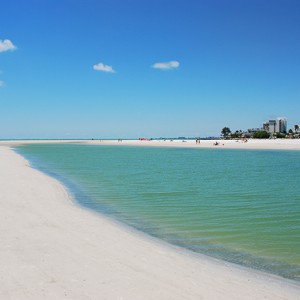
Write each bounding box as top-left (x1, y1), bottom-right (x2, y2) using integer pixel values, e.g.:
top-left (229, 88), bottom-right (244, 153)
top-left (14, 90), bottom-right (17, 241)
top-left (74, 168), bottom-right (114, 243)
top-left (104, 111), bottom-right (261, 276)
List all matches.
top-left (253, 131), bottom-right (270, 139)
top-left (275, 132), bottom-right (286, 138)
top-left (220, 126), bottom-right (299, 139)
top-left (230, 130), bottom-right (243, 139)
top-left (221, 127), bottom-right (231, 138)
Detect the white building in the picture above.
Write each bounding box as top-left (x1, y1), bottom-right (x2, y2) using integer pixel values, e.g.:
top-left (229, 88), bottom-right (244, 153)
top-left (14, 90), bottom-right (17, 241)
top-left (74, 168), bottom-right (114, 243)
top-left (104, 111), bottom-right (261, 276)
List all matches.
top-left (276, 117), bottom-right (287, 133)
top-left (263, 117), bottom-right (287, 134)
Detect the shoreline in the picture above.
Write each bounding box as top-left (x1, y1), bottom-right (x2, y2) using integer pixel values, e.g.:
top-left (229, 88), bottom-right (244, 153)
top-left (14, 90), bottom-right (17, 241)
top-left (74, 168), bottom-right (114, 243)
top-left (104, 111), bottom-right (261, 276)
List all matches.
top-left (1, 138), bottom-right (300, 151)
top-left (14, 143), bottom-right (300, 282)
top-left (1, 146), bottom-right (300, 299)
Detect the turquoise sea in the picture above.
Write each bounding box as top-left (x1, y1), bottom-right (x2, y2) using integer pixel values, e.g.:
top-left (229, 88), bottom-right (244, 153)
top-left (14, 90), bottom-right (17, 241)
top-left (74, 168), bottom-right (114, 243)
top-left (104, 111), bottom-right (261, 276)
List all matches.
top-left (17, 144), bottom-right (300, 281)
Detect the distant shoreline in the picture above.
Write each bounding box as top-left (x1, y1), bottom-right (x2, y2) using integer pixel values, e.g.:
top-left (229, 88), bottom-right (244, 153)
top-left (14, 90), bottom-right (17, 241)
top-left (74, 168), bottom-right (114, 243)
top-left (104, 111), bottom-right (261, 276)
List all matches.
top-left (2, 138), bottom-right (300, 151)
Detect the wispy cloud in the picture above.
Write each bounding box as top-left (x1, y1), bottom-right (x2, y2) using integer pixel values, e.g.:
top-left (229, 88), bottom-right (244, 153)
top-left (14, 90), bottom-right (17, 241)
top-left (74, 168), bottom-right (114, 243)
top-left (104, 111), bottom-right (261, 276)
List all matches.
top-left (0, 80), bottom-right (5, 87)
top-left (152, 60), bottom-right (180, 70)
top-left (0, 39), bottom-right (17, 52)
top-left (93, 62), bottom-right (115, 73)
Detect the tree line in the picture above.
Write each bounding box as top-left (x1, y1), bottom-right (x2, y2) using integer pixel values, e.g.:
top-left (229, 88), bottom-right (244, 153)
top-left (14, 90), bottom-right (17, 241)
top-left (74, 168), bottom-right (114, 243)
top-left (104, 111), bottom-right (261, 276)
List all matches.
top-left (221, 125), bottom-right (300, 139)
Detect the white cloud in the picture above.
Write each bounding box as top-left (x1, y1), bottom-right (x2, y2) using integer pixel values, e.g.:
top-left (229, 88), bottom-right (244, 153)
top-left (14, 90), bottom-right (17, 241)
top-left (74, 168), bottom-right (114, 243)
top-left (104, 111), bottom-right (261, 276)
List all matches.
top-left (93, 62), bottom-right (115, 73)
top-left (0, 39), bottom-right (17, 52)
top-left (0, 80), bottom-right (5, 87)
top-left (152, 60), bottom-right (180, 70)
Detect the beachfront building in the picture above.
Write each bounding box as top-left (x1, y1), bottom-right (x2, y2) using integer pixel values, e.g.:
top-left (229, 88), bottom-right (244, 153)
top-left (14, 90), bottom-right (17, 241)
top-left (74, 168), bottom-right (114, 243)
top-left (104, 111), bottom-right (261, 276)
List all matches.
top-left (262, 122), bottom-right (269, 132)
top-left (277, 117), bottom-right (287, 133)
top-left (263, 120), bottom-right (276, 133)
top-left (263, 117), bottom-right (287, 134)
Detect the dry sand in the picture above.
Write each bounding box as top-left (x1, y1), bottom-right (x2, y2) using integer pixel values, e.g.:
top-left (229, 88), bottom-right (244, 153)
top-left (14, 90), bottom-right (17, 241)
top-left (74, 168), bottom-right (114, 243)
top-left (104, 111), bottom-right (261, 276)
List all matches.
top-left (2, 138), bottom-right (300, 150)
top-left (1, 144), bottom-right (300, 299)
top-left (87, 138), bottom-right (300, 150)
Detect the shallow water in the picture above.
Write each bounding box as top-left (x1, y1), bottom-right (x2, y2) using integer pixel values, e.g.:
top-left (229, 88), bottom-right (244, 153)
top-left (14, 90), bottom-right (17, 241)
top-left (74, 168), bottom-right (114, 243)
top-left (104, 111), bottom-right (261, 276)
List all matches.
top-left (17, 144), bottom-right (300, 280)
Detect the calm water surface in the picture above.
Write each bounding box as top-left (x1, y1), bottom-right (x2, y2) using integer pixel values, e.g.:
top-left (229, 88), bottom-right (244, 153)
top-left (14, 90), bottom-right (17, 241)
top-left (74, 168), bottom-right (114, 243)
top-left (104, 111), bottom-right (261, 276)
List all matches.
top-left (17, 144), bottom-right (300, 280)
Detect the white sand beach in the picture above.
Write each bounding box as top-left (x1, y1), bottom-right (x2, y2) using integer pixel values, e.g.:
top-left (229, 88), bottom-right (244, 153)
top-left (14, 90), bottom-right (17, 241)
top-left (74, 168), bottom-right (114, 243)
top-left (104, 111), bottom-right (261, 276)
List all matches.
top-left (1, 138), bottom-right (300, 150)
top-left (87, 138), bottom-right (300, 150)
top-left (1, 144), bottom-right (300, 299)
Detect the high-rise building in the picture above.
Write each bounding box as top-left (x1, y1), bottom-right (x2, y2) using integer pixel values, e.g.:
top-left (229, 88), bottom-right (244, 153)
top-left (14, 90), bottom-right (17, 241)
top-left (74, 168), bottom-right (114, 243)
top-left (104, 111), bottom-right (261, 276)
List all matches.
top-left (262, 122), bottom-right (269, 132)
top-left (276, 117), bottom-right (287, 133)
top-left (269, 120), bottom-right (277, 133)
top-left (263, 117), bottom-right (287, 134)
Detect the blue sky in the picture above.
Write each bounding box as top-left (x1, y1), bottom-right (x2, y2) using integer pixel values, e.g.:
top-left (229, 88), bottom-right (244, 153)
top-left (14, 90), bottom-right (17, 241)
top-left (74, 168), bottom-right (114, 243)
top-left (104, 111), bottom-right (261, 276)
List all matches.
top-left (0, 0), bottom-right (299, 138)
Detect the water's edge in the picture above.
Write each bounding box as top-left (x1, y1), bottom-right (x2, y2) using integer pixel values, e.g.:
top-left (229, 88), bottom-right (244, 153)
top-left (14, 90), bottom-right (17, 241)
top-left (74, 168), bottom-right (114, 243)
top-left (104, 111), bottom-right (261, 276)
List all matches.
top-left (15, 145), bottom-right (300, 283)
